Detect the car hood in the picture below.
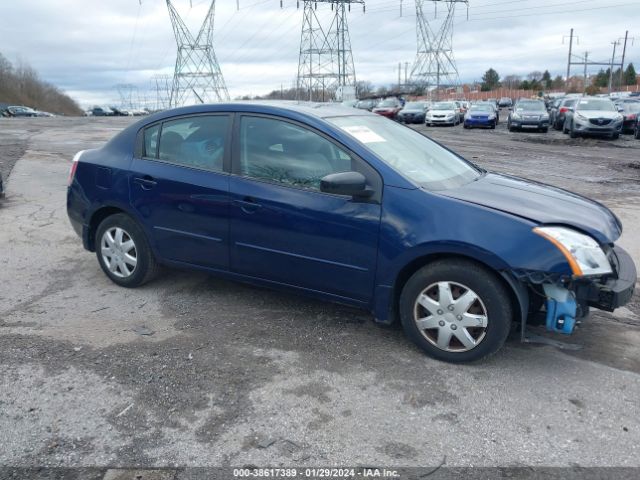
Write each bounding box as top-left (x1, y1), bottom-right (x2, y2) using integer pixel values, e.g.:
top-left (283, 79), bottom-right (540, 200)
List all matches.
top-left (438, 173), bottom-right (621, 244)
top-left (429, 109), bottom-right (456, 114)
top-left (577, 110), bottom-right (620, 120)
top-left (400, 109), bottom-right (424, 113)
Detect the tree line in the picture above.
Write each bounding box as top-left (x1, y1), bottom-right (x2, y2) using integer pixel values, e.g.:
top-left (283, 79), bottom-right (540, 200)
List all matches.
top-left (0, 52), bottom-right (83, 116)
top-left (480, 64), bottom-right (637, 92)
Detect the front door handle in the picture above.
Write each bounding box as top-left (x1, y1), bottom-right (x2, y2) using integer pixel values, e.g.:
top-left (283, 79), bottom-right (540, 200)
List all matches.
top-left (233, 197), bottom-right (262, 214)
top-left (133, 175), bottom-right (157, 190)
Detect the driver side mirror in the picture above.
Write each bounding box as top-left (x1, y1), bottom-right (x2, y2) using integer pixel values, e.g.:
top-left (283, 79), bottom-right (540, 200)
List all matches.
top-left (320, 171), bottom-right (373, 198)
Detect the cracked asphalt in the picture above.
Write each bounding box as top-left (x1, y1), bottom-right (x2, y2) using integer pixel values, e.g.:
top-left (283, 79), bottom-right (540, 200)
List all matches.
top-left (0, 115), bottom-right (639, 471)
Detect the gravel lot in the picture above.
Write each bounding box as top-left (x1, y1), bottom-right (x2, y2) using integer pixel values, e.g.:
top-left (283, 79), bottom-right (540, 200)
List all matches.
top-left (1, 114), bottom-right (639, 474)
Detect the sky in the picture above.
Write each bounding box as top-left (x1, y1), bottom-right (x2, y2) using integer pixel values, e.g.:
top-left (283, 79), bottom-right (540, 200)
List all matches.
top-left (0, 0), bottom-right (638, 108)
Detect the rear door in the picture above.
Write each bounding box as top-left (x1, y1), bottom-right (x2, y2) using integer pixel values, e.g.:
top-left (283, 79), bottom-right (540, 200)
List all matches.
top-left (228, 114), bottom-right (382, 303)
top-left (129, 113), bottom-right (232, 269)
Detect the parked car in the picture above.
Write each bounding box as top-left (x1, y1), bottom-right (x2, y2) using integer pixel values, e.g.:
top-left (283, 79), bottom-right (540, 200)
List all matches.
top-left (425, 102), bottom-right (461, 126)
top-left (507, 100), bottom-right (550, 132)
top-left (619, 102), bottom-right (640, 133)
top-left (355, 99), bottom-right (377, 111)
top-left (372, 98), bottom-right (403, 119)
top-left (563, 97), bottom-right (623, 139)
top-left (66, 102), bottom-right (637, 363)
top-left (463, 103), bottom-right (498, 129)
top-left (397, 101), bottom-right (429, 124)
top-left (110, 107), bottom-right (133, 117)
top-left (552, 98), bottom-right (579, 130)
top-left (91, 106), bottom-right (115, 117)
top-left (498, 97), bottom-right (512, 108)
top-left (6, 106), bottom-right (39, 117)
top-left (341, 100), bottom-right (358, 108)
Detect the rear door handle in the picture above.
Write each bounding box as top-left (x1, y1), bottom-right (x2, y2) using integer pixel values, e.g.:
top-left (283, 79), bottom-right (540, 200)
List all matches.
top-left (133, 175), bottom-right (157, 190)
top-left (233, 197), bottom-right (262, 214)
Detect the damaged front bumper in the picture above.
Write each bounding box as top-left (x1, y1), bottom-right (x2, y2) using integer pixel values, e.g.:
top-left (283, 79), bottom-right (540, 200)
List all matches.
top-left (513, 245), bottom-right (636, 336)
top-left (573, 245), bottom-right (636, 312)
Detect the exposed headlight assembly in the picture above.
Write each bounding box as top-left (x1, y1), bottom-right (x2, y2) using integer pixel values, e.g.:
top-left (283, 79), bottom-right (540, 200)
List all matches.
top-left (533, 226), bottom-right (612, 276)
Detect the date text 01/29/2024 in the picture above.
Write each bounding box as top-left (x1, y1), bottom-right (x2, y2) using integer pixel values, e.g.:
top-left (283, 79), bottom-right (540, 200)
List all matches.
top-left (232, 468), bottom-right (400, 478)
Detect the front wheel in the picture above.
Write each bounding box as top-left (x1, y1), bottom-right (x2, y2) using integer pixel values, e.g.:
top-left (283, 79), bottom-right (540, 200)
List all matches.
top-left (95, 213), bottom-right (160, 287)
top-left (611, 132), bottom-right (620, 140)
top-left (635, 126), bottom-right (640, 139)
top-left (399, 259), bottom-right (513, 363)
top-left (569, 122), bottom-right (578, 138)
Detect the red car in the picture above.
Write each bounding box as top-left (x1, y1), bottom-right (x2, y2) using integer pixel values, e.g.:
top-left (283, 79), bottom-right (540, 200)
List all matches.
top-left (372, 98), bottom-right (402, 119)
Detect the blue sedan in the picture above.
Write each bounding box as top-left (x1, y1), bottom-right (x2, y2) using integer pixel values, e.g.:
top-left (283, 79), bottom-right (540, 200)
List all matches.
top-left (67, 102), bottom-right (636, 362)
top-left (463, 103), bottom-right (498, 129)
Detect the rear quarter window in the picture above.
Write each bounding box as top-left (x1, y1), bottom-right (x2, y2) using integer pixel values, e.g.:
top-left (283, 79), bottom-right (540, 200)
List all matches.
top-left (143, 124), bottom-right (160, 158)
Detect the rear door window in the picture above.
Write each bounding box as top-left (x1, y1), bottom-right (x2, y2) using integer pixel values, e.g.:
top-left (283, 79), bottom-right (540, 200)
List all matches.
top-left (154, 115), bottom-right (230, 172)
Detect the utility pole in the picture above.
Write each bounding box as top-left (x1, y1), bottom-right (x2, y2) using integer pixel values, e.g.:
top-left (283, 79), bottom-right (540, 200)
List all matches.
top-left (166, 0), bottom-right (229, 106)
top-left (296, 1), bottom-right (364, 102)
top-left (398, 62), bottom-right (402, 89)
top-left (609, 40), bottom-right (620, 93)
top-left (564, 28), bottom-right (575, 81)
top-left (618, 31), bottom-right (635, 89)
top-left (404, 61), bottom-right (409, 85)
top-left (583, 52), bottom-right (588, 88)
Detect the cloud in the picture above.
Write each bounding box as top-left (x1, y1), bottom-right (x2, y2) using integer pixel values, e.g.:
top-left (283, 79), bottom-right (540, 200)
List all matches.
top-left (0, 0), bottom-right (637, 107)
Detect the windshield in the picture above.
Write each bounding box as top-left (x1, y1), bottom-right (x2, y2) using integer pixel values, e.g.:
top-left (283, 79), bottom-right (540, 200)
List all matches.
top-left (576, 99), bottom-right (616, 111)
top-left (328, 115), bottom-right (480, 191)
top-left (470, 104), bottom-right (494, 112)
top-left (431, 102), bottom-right (456, 110)
top-left (515, 101), bottom-right (546, 112)
top-left (378, 99), bottom-right (398, 107)
top-left (404, 102), bottom-right (425, 109)
top-left (622, 102), bottom-right (640, 113)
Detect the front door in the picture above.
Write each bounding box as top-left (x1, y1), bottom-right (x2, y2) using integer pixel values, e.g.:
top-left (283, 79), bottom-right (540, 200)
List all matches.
top-left (229, 115), bottom-right (382, 302)
top-left (129, 114), bottom-right (231, 269)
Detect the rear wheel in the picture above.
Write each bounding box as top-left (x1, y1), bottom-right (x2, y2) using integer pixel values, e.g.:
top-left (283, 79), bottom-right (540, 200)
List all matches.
top-left (95, 213), bottom-right (160, 288)
top-left (399, 259), bottom-right (513, 363)
top-left (635, 125), bottom-right (640, 139)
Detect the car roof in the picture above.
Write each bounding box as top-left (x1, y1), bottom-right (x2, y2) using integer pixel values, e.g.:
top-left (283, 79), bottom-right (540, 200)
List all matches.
top-left (143, 101), bottom-right (374, 124)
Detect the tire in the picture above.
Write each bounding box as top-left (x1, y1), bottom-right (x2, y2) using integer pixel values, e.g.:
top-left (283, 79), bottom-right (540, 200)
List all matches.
top-left (569, 122), bottom-right (578, 138)
top-left (95, 213), bottom-right (160, 288)
top-left (611, 132), bottom-right (620, 140)
top-left (563, 122), bottom-right (569, 134)
top-left (541, 127), bottom-right (548, 133)
top-left (635, 127), bottom-right (640, 139)
top-left (508, 123), bottom-right (516, 132)
top-left (490, 123), bottom-right (496, 130)
top-left (399, 259), bottom-right (513, 363)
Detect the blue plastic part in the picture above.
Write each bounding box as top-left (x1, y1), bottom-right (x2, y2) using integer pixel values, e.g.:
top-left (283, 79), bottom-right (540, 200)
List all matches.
top-left (545, 297), bottom-right (577, 334)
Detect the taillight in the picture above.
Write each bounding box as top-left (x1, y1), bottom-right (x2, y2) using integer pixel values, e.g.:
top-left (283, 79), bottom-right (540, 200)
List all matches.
top-left (627, 114), bottom-right (637, 120)
top-left (68, 150), bottom-right (84, 186)
top-left (559, 107), bottom-right (568, 113)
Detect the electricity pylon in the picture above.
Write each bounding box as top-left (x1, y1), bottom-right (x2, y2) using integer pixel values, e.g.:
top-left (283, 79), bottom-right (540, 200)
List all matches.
top-left (151, 74), bottom-right (172, 111)
top-left (296, 1), bottom-right (364, 102)
top-left (166, 0), bottom-right (229, 106)
top-left (409, 0), bottom-right (468, 99)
